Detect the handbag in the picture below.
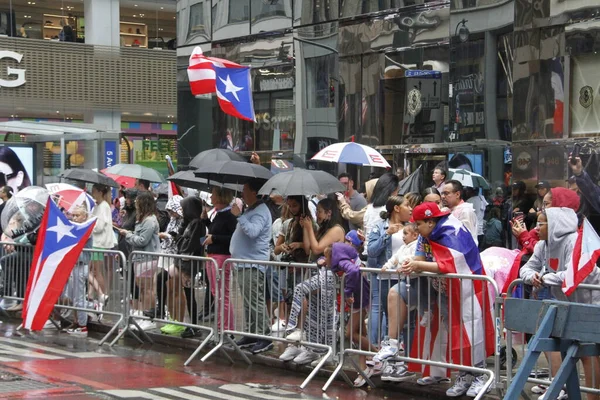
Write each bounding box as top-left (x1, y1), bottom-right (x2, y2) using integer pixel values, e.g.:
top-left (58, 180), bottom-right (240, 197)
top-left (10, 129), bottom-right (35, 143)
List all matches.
top-left (134, 259), bottom-right (158, 278)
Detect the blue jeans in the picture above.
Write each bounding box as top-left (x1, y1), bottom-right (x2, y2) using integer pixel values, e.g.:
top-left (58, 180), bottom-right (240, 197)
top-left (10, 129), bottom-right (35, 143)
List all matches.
top-left (369, 276), bottom-right (395, 344)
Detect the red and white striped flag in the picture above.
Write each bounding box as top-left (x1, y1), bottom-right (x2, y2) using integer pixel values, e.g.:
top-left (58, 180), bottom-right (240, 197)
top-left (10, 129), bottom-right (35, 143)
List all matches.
top-left (563, 219), bottom-right (600, 296)
top-left (187, 47), bottom-right (243, 96)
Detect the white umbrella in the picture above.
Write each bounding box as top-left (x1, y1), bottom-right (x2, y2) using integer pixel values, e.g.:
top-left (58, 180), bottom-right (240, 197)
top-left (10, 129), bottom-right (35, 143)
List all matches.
top-left (311, 142), bottom-right (391, 168)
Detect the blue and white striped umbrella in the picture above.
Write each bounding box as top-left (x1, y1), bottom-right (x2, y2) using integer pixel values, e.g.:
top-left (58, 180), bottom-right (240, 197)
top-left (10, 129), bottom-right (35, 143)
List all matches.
top-left (311, 142), bottom-right (391, 168)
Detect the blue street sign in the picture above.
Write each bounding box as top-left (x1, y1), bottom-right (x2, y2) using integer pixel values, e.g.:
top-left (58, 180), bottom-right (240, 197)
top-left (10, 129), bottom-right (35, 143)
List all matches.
top-left (405, 70), bottom-right (442, 79)
top-left (104, 141), bottom-right (117, 168)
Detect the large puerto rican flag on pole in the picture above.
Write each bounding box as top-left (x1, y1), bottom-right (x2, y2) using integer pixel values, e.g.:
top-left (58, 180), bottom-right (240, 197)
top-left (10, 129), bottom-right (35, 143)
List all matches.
top-left (563, 218), bottom-right (600, 296)
top-left (422, 214), bottom-right (494, 367)
top-left (187, 47), bottom-right (255, 122)
top-left (21, 198), bottom-right (96, 331)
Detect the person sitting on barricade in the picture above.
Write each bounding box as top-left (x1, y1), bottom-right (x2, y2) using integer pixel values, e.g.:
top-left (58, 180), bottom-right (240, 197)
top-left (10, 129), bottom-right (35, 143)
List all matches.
top-left (325, 231), bottom-right (373, 387)
top-left (280, 198), bottom-right (344, 365)
top-left (520, 207), bottom-right (600, 400)
top-left (401, 202), bottom-right (495, 398)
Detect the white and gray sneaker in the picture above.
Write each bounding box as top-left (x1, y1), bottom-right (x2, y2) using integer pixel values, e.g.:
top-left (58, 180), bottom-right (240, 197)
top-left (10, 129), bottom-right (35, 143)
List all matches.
top-left (373, 338), bottom-right (399, 362)
top-left (279, 345), bottom-right (302, 361)
top-left (446, 374), bottom-right (473, 397)
top-left (381, 363), bottom-right (415, 382)
top-left (293, 348), bottom-right (319, 365)
top-left (538, 388), bottom-right (568, 400)
top-left (466, 374), bottom-right (491, 397)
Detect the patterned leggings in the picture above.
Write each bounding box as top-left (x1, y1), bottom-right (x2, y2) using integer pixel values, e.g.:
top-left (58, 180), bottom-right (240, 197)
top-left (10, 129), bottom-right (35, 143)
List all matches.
top-left (287, 268), bottom-right (337, 346)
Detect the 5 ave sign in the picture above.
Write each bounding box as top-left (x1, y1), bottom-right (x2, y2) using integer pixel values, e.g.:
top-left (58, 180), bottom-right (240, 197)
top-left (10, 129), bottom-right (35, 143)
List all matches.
top-left (0, 51), bottom-right (26, 88)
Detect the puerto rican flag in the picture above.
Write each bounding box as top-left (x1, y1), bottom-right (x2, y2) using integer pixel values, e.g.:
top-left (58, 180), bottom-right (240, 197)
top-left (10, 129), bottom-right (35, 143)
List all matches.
top-left (165, 155), bottom-right (182, 198)
top-left (563, 218), bottom-right (600, 296)
top-left (21, 198), bottom-right (96, 331)
top-left (410, 215), bottom-right (494, 371)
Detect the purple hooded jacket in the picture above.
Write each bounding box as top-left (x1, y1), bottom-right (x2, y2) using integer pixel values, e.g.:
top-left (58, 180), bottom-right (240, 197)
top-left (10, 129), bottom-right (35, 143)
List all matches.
top-left (330, 242), bottom-right (370, 310)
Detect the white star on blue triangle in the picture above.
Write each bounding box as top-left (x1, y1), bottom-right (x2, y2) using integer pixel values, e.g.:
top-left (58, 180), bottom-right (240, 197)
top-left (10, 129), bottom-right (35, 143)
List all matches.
top-left (41, 200), bottom-right (94, 261)
top-left (214, 64), bottom-right (255, 121)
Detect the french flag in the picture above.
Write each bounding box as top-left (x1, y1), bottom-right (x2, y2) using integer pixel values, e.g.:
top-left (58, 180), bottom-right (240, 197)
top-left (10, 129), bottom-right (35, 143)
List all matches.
top-left (410, 215), bottom-right (494, 370)
top-left (21, 198), bottom-right (96, 331)
top-left (563, 218), bottom-right (600, 296)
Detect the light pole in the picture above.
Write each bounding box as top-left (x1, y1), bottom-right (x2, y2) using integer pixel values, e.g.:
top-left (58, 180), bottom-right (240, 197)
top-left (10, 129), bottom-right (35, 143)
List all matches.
top-left (455, 19), bottom-right (470, 43)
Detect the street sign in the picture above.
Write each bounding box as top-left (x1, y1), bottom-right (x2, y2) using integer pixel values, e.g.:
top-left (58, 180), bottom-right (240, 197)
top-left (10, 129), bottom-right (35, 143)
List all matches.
top-left (405, 70), bottom-right (442, 79)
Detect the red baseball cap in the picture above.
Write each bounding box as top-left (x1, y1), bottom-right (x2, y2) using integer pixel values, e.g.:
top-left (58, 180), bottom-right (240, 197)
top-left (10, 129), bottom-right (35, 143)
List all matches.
top-left (411, 202), bottom-right (450, 222)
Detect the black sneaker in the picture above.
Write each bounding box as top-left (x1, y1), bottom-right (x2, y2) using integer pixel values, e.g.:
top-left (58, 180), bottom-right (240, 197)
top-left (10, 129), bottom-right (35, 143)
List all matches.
top-left (181, 327), bottom-right (202, 339)
top-left (143, 308), bottom-right (158, 319)
top-left (235, 336), bottom-right (258, 349)
top-left (251, 339), bottom-right (274, 354)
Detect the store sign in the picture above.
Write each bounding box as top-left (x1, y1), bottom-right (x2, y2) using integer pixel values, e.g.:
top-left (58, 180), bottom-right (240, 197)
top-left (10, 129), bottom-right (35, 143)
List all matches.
top-left (259, 77), bottom-right (295, 92)
top-left (0, 51), bottom-right (26, 88)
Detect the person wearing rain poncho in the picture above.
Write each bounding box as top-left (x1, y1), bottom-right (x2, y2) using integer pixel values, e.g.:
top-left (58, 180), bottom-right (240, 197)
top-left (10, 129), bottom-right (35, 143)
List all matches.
top-left (520, 207), bottom-right (600, 400)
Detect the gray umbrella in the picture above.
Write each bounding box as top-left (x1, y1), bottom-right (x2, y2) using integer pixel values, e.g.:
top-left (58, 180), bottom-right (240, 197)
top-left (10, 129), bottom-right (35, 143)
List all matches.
top-left (194, 160), bottom-right (272, 185)
top-left (189, 148), bottom-right (245, 169)
top-left (258, 168), bottom-right (345, 197)
top-left (103, 163), bottom-right (165, 183)
top-left (60, 168), bottom-right (119, 188)
top-left (168, 170), bottom-right (242, 192)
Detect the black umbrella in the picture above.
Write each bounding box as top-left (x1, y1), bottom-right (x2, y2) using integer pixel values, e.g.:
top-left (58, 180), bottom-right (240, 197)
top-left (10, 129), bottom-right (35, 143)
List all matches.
top-left (168, 170), bottom-right (242, 192)
top-left (194, 160), bottom-right (272, 185)
top-left (60, 168), bottom-right (119, 188)
top-left (189, 148), bottom-right (246, 169)
top-left (398, 165), bottom-right (423, 195)
top-left (258, 168), bottom-right (345, 197)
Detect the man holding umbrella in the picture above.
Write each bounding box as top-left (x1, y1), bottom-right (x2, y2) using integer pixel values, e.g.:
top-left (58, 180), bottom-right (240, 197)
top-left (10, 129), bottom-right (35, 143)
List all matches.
top-left (230, 178), bottom-right (274, 354)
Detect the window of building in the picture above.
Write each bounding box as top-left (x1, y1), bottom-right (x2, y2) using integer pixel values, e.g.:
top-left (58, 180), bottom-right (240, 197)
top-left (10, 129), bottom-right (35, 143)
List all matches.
top-left (305, 54), bottom-right (336, 109)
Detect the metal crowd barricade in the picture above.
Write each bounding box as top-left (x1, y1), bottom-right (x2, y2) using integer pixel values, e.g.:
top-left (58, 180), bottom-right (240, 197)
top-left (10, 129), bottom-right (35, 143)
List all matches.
top-left (503, 279), bottom-right (600, 397)
top-left (203, 258), bottom-right (335, 389)
top-left (109, 250), bottom-right (220, 366)
top-left (323, 267), bottom-right (500, 398)
top-left (53, 248), bottom-right (128, 345)
top-left (0, 241), bottom-right (35, 316)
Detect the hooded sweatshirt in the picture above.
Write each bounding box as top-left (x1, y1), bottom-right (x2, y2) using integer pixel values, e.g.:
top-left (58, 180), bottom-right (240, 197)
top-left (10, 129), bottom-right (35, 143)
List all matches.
top-left (520, 207), bottom-right (600, 304)
top-left (330, 242), bottom-right (370, 310)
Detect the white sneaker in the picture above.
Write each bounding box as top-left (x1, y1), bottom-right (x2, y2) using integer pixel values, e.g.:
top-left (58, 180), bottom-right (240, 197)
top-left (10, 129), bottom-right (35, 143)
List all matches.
top-left (466, 374), bottom-right (491, 397)
top-left (293, 348), bottom-right (319, 365)
top-left (286, 329), bottom-right (306, 342)
top-left (271, 319), bottom-right (286, 332)
top-left (310, 353), bottom-right (335, 367)
top-left (373, 338), bottom-right (399, 362)
top-left (66, 326), bottom-right (88, 337)
top-left (136, 320), bottom-right (156, 331)
top-left (446, 374), bottom-right (473, 397)
top-left (420, 311), bottom-right (432, 327)
top-left (279, 345), bottom-right (302, 361)
top-left (532, 385), bottom-right (548, 394)
top-left (538, 388), bottom-right (568, 400)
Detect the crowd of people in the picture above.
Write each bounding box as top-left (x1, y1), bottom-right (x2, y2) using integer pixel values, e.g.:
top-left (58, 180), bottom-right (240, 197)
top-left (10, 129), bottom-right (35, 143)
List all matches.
top-left (2, 149), bottom-right (600, 399)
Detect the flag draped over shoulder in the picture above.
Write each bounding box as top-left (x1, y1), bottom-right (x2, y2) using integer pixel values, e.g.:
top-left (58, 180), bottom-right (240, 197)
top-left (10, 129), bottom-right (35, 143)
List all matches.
top-left (21, 199), bottom-right (96, 331)
top-left (417, 214), bottom-right (494, 368)
top-left (563, 218), bottom-right (600, 296)
top-left (187, 47), bottom-right (256, 122)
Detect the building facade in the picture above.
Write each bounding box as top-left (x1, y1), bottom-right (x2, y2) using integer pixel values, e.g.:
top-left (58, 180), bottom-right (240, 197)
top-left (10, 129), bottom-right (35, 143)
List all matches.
top-left (0, 0), bottom-right (177, 182)
top-left (177, 0), bottom-right (600, 187)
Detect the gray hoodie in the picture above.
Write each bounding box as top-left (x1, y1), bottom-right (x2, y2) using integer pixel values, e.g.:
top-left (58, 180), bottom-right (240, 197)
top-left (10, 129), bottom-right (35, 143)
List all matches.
top-left (520, 207), bottom-right (600, 304)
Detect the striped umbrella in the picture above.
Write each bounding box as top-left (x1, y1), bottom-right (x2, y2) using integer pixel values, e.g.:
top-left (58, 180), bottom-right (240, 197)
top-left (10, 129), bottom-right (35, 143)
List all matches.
top-left (311, 142), bottom-right (391, 168)
top-left (447, 168), bottom-right (490, 189)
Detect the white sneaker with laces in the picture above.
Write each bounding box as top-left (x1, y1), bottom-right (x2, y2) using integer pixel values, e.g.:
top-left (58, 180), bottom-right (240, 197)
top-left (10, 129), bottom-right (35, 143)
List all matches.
top-left (531, 384), bottom-right (547, 394)
top-left (293, 348), bottom-right (319, 365)
top-left (373, 338), bottom-right (398, 362)
top-left (279, 345), bottom-right (302, 361)
top-left (137, 320), bottom-right (157, 331)
top-left (466, 374), bottom-right (491, 397)
top-left (446, 374), bottom-right (473, 397)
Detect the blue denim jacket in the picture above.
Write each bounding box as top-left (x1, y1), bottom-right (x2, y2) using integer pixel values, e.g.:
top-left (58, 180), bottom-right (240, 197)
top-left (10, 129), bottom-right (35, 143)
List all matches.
top-left (367, 219), bottom-right (393, 269)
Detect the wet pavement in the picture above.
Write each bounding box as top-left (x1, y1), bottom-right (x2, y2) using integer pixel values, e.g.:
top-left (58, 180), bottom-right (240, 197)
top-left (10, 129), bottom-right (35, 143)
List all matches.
top-left (0, 319), bottom-right (431, 400)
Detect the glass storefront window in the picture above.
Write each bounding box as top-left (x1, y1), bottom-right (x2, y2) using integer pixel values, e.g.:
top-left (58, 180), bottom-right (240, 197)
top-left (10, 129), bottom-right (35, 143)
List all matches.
top-left (186, 1), bottom-right (211, 44)
top-left (305, 54), bottom-right (336, 109)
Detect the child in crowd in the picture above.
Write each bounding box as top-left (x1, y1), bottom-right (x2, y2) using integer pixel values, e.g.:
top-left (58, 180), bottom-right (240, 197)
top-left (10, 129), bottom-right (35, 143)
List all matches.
top-left (401, 202), bottom-right (495, 397)
top-left (324, 230), bottom-right (373, 386)
top-left (373, 223), bottom-right (419, 365)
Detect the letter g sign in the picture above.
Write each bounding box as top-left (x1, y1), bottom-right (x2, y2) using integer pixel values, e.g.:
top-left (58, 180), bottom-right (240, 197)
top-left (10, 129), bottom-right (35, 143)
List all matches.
top-left (0, 51), bottom-right (26, 88)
